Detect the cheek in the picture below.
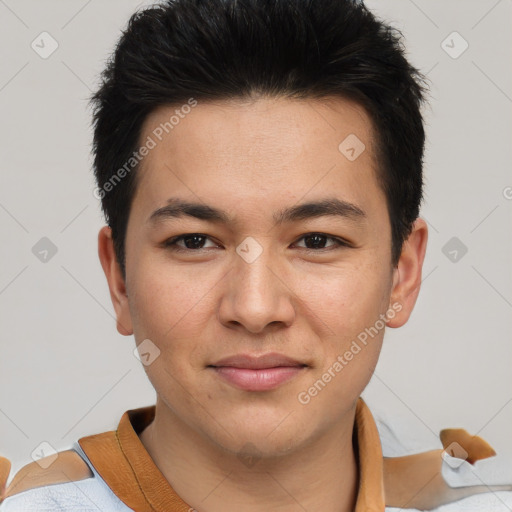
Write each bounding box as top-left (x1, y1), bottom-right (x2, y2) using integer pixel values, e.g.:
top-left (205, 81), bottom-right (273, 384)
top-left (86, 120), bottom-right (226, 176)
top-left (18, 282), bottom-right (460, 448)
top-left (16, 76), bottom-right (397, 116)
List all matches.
top-left (127, 257), bottom-right (222, 380)
top-left (298, 268), bottom-right (388, 412)
top-left (128, 255), bottom-right (209, 337)
top-left (304, 261), bottom-right (390, 391)
top-left (304, 261), bottom-right (391, 332)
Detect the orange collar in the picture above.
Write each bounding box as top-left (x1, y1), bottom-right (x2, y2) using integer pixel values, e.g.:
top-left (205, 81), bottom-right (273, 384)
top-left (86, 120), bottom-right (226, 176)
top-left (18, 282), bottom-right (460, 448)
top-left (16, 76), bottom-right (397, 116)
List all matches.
top-left (78, 397), bottom-right (385, 511)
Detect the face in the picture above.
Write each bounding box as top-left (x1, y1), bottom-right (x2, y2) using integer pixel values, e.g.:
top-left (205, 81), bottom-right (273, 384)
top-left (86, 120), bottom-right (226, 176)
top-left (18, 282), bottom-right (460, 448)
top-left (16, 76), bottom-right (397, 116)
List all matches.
top-left (100, 95), bottom-right (426, 458)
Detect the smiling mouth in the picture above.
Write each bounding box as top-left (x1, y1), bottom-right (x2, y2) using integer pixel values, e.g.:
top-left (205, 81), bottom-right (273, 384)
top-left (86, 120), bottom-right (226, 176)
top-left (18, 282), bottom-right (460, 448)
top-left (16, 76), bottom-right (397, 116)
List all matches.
top-left (208, 352), bottom-right (308, 391)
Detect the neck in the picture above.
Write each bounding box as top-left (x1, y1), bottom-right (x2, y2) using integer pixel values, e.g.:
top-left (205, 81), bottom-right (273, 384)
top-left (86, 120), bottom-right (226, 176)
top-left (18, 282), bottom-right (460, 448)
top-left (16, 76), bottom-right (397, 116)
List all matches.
top-left (139, 397), bottom-right (359, 512)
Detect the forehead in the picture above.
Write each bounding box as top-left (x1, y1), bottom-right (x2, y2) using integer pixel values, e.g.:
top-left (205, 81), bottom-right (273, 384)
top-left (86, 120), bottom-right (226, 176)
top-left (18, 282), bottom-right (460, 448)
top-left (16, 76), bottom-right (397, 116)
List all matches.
top-left (131, 95), bottom-right (385, 225)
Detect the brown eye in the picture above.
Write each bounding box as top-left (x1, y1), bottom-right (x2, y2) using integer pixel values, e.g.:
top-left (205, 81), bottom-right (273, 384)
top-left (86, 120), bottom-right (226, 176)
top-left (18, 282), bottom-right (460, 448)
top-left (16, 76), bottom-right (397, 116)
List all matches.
top-left (164, 234), bottom-right (218, 251)
top-left (294, 233), bottom-right (349, 251)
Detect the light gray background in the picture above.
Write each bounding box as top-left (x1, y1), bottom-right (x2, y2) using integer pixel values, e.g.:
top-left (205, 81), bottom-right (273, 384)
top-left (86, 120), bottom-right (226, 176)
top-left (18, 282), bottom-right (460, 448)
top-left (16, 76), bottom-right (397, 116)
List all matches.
top-left (0, 0), bottom-right (511, 476)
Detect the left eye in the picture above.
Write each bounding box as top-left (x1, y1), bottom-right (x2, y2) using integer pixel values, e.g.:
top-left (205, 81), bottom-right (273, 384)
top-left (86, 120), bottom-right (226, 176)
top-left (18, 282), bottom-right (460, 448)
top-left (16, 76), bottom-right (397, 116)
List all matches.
top-left (294, 233), bottom-right (348, 251)
top-left (164, 233), bottom-right (349, 252)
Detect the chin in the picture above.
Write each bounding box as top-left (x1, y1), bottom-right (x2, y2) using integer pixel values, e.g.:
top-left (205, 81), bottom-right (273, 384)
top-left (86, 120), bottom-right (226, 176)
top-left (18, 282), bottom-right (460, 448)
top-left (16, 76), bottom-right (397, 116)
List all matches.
top-left (204, 409), bottom-right (311, 457)
top-left (221, 429), bottom-right (305, 460)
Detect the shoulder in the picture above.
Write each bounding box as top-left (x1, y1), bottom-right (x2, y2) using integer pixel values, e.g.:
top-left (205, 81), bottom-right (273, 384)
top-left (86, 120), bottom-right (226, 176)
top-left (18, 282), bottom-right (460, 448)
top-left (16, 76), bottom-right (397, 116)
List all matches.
top-left (1, 449), bottom-right (93, 501)
top-left (386, 490), bottom-right (512, 511)
top-left (0, 449), bottom-right (96, 510)
top-left (367, 398), bottom-right (512, 510)
top-left (0, 440), bottom-right (134, 512)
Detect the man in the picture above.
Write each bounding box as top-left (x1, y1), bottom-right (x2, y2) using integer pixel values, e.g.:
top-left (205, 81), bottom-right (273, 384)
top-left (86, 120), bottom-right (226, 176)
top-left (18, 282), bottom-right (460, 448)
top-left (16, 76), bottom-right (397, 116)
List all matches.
top-left (1, 0), bottom-right (511, 510)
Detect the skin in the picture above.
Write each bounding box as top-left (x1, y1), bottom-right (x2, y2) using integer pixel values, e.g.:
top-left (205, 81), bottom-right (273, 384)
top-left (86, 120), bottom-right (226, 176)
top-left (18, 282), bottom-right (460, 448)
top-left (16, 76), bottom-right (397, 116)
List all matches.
top-left (98, 95), bottom-right (428, 512)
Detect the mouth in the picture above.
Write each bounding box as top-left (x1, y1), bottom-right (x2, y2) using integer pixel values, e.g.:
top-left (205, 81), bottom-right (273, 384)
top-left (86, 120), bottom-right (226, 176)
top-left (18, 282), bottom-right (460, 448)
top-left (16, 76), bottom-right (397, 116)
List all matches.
top-left (208, 352), bottom-right (308, 391)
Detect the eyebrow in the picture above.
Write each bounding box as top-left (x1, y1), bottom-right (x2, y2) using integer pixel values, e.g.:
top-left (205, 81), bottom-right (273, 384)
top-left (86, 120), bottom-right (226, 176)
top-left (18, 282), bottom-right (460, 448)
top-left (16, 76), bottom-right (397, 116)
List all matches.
top-left (148, 197), bottom-right (366, 226)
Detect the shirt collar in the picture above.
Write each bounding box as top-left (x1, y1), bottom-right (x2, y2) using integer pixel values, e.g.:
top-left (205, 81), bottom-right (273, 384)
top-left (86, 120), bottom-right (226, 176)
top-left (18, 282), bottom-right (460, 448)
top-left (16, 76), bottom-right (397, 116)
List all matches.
top-left (78, 397), bottom-right (385, 511)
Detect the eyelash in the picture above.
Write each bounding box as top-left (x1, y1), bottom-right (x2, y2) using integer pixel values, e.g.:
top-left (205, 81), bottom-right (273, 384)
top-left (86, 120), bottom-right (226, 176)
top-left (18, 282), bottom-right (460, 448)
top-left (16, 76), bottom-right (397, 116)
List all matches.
top-left (163, 233), bottom-right (351, 253)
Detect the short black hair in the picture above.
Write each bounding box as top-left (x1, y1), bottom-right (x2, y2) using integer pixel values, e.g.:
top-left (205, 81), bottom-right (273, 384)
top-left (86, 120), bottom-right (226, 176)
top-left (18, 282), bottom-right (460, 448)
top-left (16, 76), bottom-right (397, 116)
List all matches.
top-left (91, 0), bottom-right (428, 277)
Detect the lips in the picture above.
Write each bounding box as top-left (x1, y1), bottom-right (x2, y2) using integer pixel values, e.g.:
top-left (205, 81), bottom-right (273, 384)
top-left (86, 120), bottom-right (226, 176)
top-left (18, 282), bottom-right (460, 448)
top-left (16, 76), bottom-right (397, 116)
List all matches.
top-left (211, 352), bottom-right (306, 370)
top-left (209, 352), bottom-right (307, 391)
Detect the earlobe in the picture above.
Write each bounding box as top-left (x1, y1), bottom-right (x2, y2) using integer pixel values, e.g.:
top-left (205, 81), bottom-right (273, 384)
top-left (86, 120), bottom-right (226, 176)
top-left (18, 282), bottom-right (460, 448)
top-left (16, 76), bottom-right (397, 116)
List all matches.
top-left (386, 217), bottom-right (428, 328)
top-left (97, 226), bottom-right (133, 336)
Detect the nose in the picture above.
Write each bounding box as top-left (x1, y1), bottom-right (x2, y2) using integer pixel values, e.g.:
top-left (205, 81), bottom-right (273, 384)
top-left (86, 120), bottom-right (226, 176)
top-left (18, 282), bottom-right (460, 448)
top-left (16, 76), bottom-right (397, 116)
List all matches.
top-left (217, 241), bottom-right (296, 334)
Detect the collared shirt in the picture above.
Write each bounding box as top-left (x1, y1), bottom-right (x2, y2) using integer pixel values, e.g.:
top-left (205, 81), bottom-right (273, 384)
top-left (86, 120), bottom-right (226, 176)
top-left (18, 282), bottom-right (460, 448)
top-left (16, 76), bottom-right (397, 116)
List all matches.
top-left (1, 398), bottom-right (512, 511)
top-left (75, 397), bottom-right (385, 511)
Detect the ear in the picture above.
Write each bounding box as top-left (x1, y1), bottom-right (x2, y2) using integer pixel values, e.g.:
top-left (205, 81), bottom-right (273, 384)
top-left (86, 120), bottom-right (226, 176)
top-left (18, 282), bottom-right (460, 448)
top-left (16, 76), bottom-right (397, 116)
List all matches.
top-left (387, 217), bottom-right (428, 328)
top-left (97, 226), bottom-right (133, 336)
